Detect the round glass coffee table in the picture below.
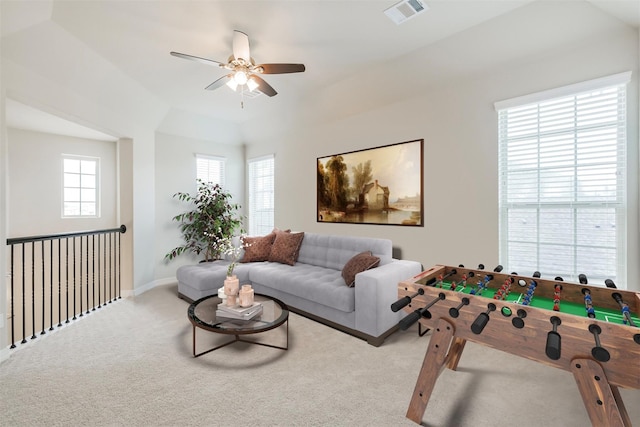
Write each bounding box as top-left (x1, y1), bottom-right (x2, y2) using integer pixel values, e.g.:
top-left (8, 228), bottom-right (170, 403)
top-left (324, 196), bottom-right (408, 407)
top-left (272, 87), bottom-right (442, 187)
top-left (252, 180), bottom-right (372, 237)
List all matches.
top-left (188, 293), bottom-right (289, 357)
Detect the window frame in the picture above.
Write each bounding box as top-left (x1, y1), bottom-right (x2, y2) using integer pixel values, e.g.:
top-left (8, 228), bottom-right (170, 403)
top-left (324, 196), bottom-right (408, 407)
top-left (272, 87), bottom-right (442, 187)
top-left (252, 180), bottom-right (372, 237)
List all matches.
top-left (61, 154), bottom-right (100, 218)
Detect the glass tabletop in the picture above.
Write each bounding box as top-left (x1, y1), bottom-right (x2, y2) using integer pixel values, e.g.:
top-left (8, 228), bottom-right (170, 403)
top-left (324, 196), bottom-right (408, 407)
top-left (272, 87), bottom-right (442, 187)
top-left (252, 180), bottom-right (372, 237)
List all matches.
top-left (188, 293), bottom-right (289, 335)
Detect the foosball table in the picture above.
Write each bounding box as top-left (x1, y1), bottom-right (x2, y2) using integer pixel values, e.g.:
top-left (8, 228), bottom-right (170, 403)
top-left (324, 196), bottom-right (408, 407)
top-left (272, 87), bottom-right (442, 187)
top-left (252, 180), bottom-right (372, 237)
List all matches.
top-left (392, 264), bottom-right (640, 426)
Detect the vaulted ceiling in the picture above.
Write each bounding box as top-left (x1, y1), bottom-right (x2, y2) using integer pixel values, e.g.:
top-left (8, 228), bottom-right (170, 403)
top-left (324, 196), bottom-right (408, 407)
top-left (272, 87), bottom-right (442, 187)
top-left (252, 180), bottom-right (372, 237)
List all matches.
top-left (2, 0), bottom-right (638, 140)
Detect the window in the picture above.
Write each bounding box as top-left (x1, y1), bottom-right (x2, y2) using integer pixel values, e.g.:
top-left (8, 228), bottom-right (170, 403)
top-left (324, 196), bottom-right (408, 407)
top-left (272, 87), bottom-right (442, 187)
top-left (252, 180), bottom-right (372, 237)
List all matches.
top-left (196, 154), bottom-right (225, 187)
top-left (62, 155), bottom-right (99, 217)
top-left (248, 155), bottom-right (275, 236)
top-left (496, 72), bottom-right (629, 288)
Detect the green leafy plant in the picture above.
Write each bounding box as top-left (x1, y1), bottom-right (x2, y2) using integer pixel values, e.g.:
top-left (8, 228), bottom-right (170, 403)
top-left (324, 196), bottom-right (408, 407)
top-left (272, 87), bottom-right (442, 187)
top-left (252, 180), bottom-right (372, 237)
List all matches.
top-left (166, 180), bottom-right (244, 262)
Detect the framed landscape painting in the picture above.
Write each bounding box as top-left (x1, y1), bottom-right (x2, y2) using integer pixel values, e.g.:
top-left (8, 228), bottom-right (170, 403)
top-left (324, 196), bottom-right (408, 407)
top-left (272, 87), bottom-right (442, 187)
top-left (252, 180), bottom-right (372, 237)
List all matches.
top-left (317, 139), bottom-right (423, 226)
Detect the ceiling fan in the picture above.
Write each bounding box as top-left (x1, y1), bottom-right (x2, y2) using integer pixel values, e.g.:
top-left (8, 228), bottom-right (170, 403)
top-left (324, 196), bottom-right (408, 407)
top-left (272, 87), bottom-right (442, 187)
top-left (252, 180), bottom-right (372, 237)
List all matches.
top-left (170, 30), bottom-right (305, 98)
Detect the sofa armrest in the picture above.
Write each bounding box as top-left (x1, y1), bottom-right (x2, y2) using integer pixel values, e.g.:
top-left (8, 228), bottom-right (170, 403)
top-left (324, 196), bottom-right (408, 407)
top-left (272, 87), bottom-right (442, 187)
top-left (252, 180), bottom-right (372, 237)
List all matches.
top-left (354, 259), bottom-right (422, 338)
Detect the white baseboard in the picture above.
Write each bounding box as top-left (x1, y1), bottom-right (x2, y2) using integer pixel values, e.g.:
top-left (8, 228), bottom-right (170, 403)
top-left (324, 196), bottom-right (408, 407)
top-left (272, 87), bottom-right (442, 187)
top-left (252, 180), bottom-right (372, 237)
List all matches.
top-left (0, 347), bottom-right (9, 365)
top-left (131, 277), bottom-right (177, 297)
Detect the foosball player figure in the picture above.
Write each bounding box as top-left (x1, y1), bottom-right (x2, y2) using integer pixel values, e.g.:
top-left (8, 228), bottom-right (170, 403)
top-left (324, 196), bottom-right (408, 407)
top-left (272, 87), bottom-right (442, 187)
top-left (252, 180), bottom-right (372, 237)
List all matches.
top-left (521, 279), bottom-right (538, 305)
top-left (494, 278), bottom-right (513, 300)
top-left (621, 303), bottom-right (631, 325)
top-left (583, 289), bottom-right (596, 318)
top-left (552, 284), bottom-right (562, 311)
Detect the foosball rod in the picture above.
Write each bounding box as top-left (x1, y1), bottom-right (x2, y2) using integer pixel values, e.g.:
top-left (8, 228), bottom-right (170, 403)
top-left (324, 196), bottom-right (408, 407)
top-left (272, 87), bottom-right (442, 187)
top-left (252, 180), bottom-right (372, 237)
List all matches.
top-left (434, 268), bottom-right (458, 288)
top-left (398, 293), bottom-right (446, 330)
top-left (611, 291), bottom-right (636, 327)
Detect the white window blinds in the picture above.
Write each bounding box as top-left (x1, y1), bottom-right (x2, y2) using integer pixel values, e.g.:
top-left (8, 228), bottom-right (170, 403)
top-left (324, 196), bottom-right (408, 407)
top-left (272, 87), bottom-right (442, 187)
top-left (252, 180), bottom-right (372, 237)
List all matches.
top-left (248, 155), bottom-right (275, 236)
top-left (196, 154), bottom-right (225, 187)
top-left (496, 72), bottom-right (630, 288)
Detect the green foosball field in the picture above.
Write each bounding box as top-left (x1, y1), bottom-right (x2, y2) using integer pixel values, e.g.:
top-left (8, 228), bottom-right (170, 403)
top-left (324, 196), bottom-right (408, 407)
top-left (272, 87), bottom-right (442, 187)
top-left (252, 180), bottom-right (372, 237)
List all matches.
top-left (432, 279), bottom-right (640, 326)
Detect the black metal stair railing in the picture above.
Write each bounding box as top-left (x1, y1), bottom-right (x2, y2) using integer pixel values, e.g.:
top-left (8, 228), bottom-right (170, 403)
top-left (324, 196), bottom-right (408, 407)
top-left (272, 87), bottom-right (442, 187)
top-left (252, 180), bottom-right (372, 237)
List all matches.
top-left (6, 225), bottom-right (126, 349)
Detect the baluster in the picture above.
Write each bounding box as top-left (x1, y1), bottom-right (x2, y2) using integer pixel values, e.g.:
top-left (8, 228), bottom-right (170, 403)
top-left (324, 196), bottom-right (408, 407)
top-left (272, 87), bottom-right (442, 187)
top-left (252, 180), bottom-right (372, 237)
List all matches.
top-left (21, 243), bottom-right (26, 344)
top-left (97, 234), bottom-right (102, 308)
top-left (103, 233), bottom-right (108, 303)
top-left (92, 234), bottom-right (100, 311)
top-left (117, 230), bottom-right (122, 299)
top-left (57, 239), bottom-right (62, 328)
top-left (65, 237), bottom-right (70, 324)
top-left (96, 234), bottom-right (107, 305)
top-left (108, 233), bottom-right (112, 303)
top-left (79, 236), bottom-right (84, 317)
top-left (49, 240), bottom-right (54, 331)
top-left (86, 236), bottom-right (90, 314)
top-left (31, 242), bottom-right (36, 340)
top-left (10, 245), bottom-right (16, 348)
top-left (73, 236), bottom-right (78, 320)
top-left (41, 241), bottom-right (46, 335)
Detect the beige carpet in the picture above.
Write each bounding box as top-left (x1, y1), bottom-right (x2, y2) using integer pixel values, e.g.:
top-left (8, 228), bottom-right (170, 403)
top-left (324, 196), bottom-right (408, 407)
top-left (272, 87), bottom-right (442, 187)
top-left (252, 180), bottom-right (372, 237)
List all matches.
top-left (1, 283), bottom-right (638, 427)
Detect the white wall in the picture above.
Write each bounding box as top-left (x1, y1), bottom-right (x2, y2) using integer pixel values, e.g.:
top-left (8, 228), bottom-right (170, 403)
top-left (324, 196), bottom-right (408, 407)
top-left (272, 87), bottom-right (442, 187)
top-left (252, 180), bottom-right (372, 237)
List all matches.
top-left (154, 132), bottom-right (245, 281)
top-left (244, 1), bottom-right (640, 290)
top-left (1, 85), bottom-right (9, 363)
top-left (6, 128), bottom-right (117, 236)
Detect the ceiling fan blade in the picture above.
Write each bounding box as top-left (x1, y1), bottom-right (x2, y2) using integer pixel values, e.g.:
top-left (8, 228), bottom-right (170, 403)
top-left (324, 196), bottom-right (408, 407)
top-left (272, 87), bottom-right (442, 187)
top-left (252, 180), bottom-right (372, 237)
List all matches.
top-left (251, 75), bottom-right (277, 97)
top-left (170, 51), bottom-right (224, 67)
top-left (258, 63), bottom-right (306, 74)
top-left (205, 74), bottom-right (232, 91)
top-left (232, 30), bottom-right (251, 62)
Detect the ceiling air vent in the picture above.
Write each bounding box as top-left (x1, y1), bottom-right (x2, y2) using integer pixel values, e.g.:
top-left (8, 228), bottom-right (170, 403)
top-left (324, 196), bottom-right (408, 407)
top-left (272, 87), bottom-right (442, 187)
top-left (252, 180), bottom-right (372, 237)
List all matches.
top-left (384, 0), bottom-right (428, 25)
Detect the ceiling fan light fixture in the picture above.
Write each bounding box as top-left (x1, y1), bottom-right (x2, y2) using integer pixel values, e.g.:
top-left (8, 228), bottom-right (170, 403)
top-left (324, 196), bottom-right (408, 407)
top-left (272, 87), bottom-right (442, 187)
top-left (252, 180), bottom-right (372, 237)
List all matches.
top-left (233, 70), bottom-right (248, 85)
top-left (226, 79), bottom-right (239, 91)
top-left (247, 77), bottom-right (259, 92)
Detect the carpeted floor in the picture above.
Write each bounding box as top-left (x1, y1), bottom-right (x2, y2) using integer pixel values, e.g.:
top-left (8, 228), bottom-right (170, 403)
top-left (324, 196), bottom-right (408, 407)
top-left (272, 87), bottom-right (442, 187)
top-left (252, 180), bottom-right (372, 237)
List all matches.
top-left (1, 283), bottom-right (638, 427)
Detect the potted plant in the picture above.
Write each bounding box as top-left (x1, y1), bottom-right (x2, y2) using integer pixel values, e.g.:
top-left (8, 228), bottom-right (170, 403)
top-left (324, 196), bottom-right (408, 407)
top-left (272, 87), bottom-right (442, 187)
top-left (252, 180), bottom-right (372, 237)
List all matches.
top-left (165, 180), bottom-right (244, 263)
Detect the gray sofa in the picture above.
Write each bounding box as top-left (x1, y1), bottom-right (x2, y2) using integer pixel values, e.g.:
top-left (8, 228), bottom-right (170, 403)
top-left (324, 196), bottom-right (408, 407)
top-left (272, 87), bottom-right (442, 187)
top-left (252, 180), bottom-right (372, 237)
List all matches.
top-left (176, 232), bottom-right (422, 346)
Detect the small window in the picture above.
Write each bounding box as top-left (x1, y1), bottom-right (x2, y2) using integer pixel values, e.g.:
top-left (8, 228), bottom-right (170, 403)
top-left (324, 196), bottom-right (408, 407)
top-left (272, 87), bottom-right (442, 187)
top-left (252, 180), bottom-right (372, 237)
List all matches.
top-left (196, 154), bottom-right (225, 187)
top-left (248, 155), bottom-right (275, 236)
top-left (62, 155), bottom-right (99, 217)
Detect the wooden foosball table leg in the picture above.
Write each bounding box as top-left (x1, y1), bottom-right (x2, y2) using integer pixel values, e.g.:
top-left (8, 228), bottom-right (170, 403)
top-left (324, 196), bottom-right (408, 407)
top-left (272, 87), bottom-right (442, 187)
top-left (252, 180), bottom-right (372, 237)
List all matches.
top-left (446, 337), bottom-right (466, 371)
top-left (570, 358), bottom-right (632, 427)
top-left (406, 318), bottom-right (456, 424)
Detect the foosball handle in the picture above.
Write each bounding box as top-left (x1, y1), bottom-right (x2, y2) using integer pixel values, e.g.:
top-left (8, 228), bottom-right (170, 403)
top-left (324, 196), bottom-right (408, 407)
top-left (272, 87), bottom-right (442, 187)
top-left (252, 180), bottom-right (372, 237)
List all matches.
top-left (533, 271), bottom-right (541, 278)
top-left (605, 279), bottom-right (617, 289)
top-left (512, 308), bottom-right (527, 329)
top-left (493, 265), bottom-right (503, 272)
top-left (579, 274), bottom-right (588, 284)
top-left (391, 296), bottom-right (411, 313)
top-left (391, 288), bottom-right (424, 312)
top-left (588, 324), bottom-right (611, 362)
top-left (545, 316), bottom-right (562, 360)
top-left (471, 303), bottom-right (496, 335)
top-left (399, 310), bottom-right (422, 331)
top-left (449, 297), bottom-right (470, 318)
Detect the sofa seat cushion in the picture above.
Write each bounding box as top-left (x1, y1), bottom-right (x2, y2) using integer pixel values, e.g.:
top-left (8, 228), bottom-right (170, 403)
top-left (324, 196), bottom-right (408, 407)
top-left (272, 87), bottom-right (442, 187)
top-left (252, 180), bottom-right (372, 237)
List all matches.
top-left (176, 261), bottom-right (251, 292)
top-left (249, 262), bottom-right (355, 313)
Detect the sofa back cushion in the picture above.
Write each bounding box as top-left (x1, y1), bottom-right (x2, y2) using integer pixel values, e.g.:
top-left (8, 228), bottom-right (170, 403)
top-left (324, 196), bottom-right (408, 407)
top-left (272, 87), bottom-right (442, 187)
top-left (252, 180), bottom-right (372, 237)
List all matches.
top-left (297, 233), bottom-right (392, 270)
